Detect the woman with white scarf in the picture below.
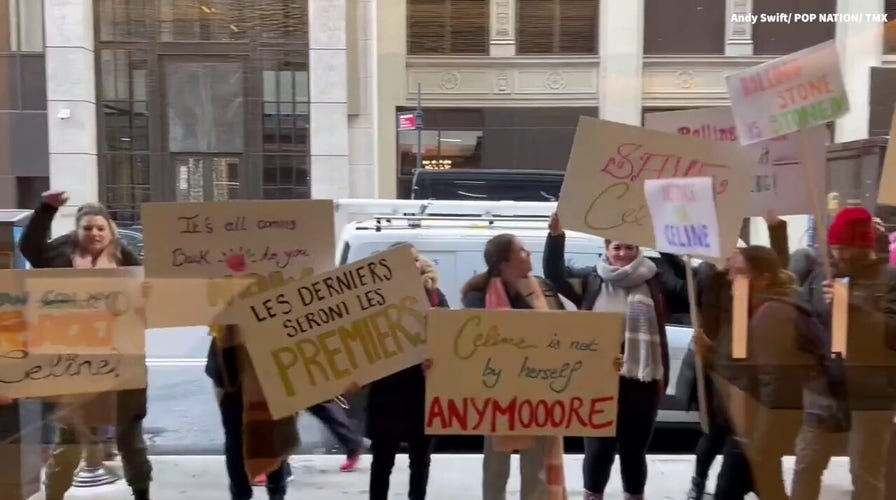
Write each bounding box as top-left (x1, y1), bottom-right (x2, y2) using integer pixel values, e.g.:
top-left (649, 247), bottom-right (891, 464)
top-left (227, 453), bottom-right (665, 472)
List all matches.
top-left (543, 214), bottom-right (674, 500)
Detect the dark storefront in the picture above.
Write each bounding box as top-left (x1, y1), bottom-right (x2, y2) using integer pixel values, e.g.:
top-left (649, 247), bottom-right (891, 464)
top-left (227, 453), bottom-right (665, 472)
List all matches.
top-left (395, 107), bottom-right (599, 198)
top-left (94, 0), bottom-right (310, 225)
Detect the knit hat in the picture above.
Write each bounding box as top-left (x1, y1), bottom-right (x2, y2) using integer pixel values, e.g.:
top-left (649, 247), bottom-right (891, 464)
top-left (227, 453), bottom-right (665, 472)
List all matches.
top-left (827, 207), bottom-right (875, 249)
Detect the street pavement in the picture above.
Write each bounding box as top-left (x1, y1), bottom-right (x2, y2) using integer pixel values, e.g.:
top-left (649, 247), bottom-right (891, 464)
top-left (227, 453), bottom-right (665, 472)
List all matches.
top-left (144, 328), bottom-right (357, 455)
top-left (28, 455), bottom-right (853, 499)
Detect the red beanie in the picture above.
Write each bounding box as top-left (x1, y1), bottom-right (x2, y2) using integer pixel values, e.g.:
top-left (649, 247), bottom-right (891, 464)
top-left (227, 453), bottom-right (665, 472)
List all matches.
top-left (828, 206), bottom-right (875, 249)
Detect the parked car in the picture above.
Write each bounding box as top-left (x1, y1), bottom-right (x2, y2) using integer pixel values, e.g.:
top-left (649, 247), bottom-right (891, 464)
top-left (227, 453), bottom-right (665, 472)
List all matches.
top-left (334, 199), bottom-right (700, 451)
top-left (117, 226), bottom-right (144, 261)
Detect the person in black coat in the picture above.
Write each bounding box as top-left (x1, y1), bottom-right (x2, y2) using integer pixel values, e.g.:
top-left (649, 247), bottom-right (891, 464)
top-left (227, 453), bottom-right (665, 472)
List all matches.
top-left (366, 243), bottom-right (448, 500)
top-left (18, 190), bottom-right (152, 500)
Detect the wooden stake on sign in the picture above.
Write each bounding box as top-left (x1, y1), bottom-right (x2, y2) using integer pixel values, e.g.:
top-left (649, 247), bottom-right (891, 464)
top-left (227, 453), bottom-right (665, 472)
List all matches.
top-left (683, 255), bottom-right (709, 434)
top-left (798, 128), bottom-right (833, 281)
top-left (831, 278), bottom-right (849, 356)
top-left (731, 275), bottom-right (749, 360)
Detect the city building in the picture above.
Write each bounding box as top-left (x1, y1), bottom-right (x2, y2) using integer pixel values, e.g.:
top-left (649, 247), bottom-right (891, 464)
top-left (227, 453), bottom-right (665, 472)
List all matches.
top-left (1, 1), bottom-right (895, 237)
top-left (0, 0), bottom-right (48, 209)
top-left (378, 0), bottom-right (895, 199)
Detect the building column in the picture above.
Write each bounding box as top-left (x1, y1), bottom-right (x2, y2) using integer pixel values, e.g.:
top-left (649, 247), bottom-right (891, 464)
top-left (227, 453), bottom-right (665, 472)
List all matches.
top-left (373, 0), bottom-right (407, 199)
top-left (310, 0), bottom-right (351, 199)
top-left (725, 0), bottom-right (754, 55)
top-left (43, 0), bottom-right (98, 237)
top-left (347, 0), bottom-right (377, 197)
top-left (598, 0), bottom-right (644, 125)
top-left (834, 0), bottom-right (884, 142)
top-left (489, 0), bottom-right (515, 56)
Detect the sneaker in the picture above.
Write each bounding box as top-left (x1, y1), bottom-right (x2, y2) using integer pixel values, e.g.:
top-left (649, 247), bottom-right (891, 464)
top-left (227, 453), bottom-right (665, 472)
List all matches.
top-left (252, 474), bottom-right (267, 486)
top-left (339, 451), bottom-right (361, 472)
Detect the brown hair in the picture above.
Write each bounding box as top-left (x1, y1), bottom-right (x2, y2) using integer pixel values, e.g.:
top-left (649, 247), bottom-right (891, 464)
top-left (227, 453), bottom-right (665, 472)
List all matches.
top-left (74, 202), bottom-right (122, 262)
top-left (739, 245), bottom-right (795, 295)
top-left (461, 233), bottom-right (519, 295)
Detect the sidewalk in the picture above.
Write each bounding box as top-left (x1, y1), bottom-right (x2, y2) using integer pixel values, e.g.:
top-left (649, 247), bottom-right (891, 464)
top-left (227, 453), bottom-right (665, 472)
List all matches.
top-left (29, 455), bottom-right (852, 499)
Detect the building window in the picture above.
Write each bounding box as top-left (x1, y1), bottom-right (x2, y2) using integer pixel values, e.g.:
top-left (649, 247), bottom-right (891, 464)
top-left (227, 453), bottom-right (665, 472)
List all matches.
top-left (261, 52), bottom-right (310, 199)
top-left (158, 0), bottom-right (249, 42)
top-left (104, 154), bottom-right (151, 225)
top-left (97, 0), bottom-right (149, 41)
top-left (644, 0), bottom-right (725, 54)
top-left (2, 0), bottom-right (43, 51)
top-left (0, 54), bottom-right (46, 111)
top-left (100, 50), bottom-right (148, 151)
top-left (517, 0), bottom-right (597, 54)
top-left (165, 61), bottom-right (245, 153)
top-left (398, 129), bottom-right (482, 177)
top-left (407, 0), bottom-right (489, 55)
top-left (753, 0), bottom-right (835, 55)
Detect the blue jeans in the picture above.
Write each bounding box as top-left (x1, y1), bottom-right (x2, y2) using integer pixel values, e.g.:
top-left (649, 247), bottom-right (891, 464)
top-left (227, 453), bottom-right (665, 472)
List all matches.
top-left (219, 389), bottom-right (288, 500)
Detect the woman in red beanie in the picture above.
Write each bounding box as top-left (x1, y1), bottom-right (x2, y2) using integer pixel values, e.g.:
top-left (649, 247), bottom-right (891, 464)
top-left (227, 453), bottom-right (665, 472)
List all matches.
top-left (792, 206), bottom-right (896, 500)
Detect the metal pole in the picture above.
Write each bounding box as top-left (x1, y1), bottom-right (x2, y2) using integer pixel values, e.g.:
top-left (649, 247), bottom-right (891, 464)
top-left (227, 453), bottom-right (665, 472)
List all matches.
top-left (416, 82), bottom-right (422, 173)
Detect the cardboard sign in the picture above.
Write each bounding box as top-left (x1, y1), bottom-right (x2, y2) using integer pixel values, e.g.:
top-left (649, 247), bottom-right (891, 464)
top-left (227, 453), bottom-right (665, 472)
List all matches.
top-left (425, 309), bottom-right (623, 436)
top-left (558, 117), bottom-right (752, 255)
top-left (0, 268), bottom-right (147, 399)
top-left (141, 200), bottom-right (336, 327)
top-left (877, 105), bottom-right (896, 205)
top-left (644, 107), bottom-right (828, 215)
top-left (644, 177), bottom-right (721, 258)
top-left (726, 40), bottom-right (848, 145)
top-left (227, 245), bottom-right (430, 419)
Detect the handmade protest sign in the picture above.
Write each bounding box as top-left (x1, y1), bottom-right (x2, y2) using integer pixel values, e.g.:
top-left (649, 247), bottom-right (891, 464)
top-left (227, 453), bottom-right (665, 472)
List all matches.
top-left (725, 40), bottom-right (848, 145)
top-left (876, 105), bottom-right (896, 205)
top-left (227, 244), bottom-right (429, 419)
top-left (0, 268), bottom-right (147, 399)
top-left (644, 107), bottom-right (828, 216)
top-left (141, 199), bottom-right (335, 327)
top-left (557, 117), bottom-right (752, 255)
top-left (644, 177), bottom-right (721, 259)
top-left (425, 309), bottom-right (623, 436)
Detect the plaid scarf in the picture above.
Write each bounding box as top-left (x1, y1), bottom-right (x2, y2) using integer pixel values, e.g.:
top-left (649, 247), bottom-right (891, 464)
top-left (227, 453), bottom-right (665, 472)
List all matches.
top-left (485, 276), bottom-right (568, 500)
top-left (212, 325), bottom-right (299, 477)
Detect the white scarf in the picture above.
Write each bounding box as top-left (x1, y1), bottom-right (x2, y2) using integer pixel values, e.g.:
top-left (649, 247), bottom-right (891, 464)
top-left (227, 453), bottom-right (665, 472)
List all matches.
top-left (593, 254), bottom-right (664, 382)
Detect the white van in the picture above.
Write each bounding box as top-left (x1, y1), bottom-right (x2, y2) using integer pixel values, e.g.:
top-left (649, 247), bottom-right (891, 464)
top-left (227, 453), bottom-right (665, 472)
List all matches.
top-left (334, 199), bottom-right (698, 428)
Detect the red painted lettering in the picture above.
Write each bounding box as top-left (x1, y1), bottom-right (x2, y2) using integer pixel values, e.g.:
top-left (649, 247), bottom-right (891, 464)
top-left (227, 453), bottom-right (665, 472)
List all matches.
top-left (588, 396), bottom-right (615, 430)
top-left (491, 397), bottom-right (517, 432)
top-left (427, 396), bottom-right (615, 434)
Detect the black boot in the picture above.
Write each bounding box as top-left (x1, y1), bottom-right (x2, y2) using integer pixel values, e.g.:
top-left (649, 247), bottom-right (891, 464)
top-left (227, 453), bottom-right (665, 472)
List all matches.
top-left (687, 476), bottom-right (706, 499)
top-left (132, 487), bottom-right (150, 500)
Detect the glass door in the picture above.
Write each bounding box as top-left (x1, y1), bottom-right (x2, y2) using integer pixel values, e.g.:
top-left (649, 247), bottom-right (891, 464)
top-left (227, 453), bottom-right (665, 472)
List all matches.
top-left (163, 57), bottom-right (246, 202)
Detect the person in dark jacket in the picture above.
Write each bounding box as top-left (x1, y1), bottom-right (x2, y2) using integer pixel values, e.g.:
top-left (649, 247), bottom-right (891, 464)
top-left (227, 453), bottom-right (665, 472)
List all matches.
top-left (792, 206), bottom-right (896, 500)
top-left (205, 324), bottom-right (295, 500)
top-left (366, 243), bottom-right (448, 500)
top-left (19, 190), bottom-right (152, 500)
top-left (544, 214), bottom-right (675, 500)
top-left (711, 245), bottom-right (812, 500)
top-left (683, 214), bottom-right (789, 499)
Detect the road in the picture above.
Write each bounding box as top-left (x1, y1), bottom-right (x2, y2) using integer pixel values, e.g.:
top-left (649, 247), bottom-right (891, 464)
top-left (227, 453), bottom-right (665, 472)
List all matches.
top-left (144, 327), bottom-right (360, 455)
top-left (142, 328), bottom-right (700, 456)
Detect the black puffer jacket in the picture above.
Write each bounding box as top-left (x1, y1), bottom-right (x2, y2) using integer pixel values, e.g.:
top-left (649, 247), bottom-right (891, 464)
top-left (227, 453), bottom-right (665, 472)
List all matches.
top-left (18, 202), bottom-right (147, 421)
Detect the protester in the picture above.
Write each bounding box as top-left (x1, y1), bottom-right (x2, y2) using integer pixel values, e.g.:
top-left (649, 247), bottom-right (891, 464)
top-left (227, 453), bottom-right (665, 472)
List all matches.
top-left (792, 206), bottom-right (896, 500)
top-left (205, 324), bottom-right (297, 500)
top-left (543, 214), bottom-right (675, 500)
top-left (462, 233), bottom-right (567, 500)
top-left (366, 243), bottom-right (448, 500)
top-left (19, 190), bottom-right (152, 500)
top-left (712, 245), bottom-right (814, 499)
top-left (680, 214), bottom-right (789, 499)
top-left (302, 400), bottom-right (364, 473)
